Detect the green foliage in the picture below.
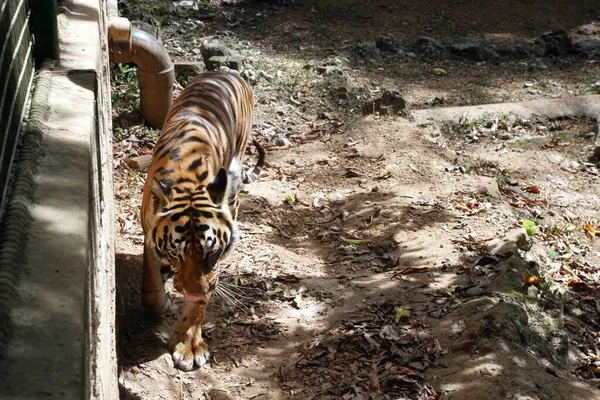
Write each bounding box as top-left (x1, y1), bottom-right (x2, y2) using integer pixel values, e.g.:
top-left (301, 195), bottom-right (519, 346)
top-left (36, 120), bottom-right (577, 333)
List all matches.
top-left (522, 219), bottom-right (537, 236)
top-left (111, 63), bottom-right (139, 112)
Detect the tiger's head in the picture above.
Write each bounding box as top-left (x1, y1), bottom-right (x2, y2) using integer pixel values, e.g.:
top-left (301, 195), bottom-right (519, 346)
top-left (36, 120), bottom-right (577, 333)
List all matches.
top-left (144, 168), bottom-right (238, 303)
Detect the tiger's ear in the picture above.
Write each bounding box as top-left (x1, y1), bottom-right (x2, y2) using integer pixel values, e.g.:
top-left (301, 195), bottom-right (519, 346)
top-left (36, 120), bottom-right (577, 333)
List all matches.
top-left (207, 168), bottom-right (228, 205)
top-left (150, 177), bottom-right (173, 205)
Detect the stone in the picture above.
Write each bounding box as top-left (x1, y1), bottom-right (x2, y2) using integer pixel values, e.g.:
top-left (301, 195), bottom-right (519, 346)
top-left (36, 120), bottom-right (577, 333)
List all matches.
top-left (572, 39), bottom-right (600, 58)
top-left (173, 0), bottom-right (198, 9)
top-left (476, 176), bottom-right (502, 199)
top-left (577, 23), bottom-right (600, 35)
top-left (201, 39), bottom-right (235, 69)
top-left (174, 62), bottom-right (206, 77)
top-left (412, 37), bottom-right (447, 59)
top-left (316, 65), bottom-right (345, 76)
top-left (375, 34), bottom-right (404, 53)
top-left (465, 286), bottom-right (486, 297)
top-left (528, 59), bottom-right (548, 71)
top-left (539, 28), bottom-right (572, 57)
top-left (206, 55), bottom-right (245, 71)
top-left (362, 90), bottom-right (411, 119)
top-left (529, 38), bottom-right (547, 57)
top-left (494, 41), bottom-right (534, 59)
top-left (488, 228), bottom-right (532, 256)
top-left (352, 42), bottom-right (380, 60)
top-left (449, 37), bottom-right (498, 61)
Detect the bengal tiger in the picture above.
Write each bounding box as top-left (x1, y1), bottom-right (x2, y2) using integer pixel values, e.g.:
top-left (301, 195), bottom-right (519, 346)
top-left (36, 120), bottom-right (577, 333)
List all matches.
top-left (140, 70), bottom-right (265, 371)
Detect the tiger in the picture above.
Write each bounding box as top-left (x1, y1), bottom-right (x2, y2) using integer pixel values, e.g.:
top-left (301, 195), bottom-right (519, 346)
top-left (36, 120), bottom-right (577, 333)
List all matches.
top-left (139, 70), bottom-right (265, 371)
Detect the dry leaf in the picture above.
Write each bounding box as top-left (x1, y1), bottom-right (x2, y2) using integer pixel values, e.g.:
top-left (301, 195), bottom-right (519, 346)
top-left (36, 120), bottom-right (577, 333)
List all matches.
top-left (524, 185), bottom-right (540, 194)
top-left (524, 274), bottom-right (540, 285)
top-left (584, 222), bottom-right (596, 240)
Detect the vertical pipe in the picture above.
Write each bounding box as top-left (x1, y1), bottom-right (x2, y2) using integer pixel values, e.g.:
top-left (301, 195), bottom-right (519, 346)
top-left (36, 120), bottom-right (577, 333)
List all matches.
top-left (106, 0), bottom-right (173, 129)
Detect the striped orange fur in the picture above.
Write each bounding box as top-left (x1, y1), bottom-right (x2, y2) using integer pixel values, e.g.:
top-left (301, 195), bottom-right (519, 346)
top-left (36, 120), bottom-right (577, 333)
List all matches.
top-left (139, 70), bottom-right (264, 371)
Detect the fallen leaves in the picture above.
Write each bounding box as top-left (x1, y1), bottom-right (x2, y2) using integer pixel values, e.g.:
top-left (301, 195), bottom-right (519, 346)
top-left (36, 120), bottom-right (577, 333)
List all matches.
top-left (283, 301), bottom-right (441, 399)
top-left (524, 274), bottom-right (540, 285)
top-left (584, 221), bottom-right (596, 240)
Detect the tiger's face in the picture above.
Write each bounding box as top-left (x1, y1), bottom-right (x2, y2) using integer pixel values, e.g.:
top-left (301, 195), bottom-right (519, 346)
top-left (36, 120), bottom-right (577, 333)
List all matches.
top-left (146, 168), bottom-right (238, 302)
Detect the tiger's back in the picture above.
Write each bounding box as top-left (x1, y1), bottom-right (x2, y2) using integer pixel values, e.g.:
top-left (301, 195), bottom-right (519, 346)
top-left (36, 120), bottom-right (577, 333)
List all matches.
top-left (141, 70), bottom-right (255, 230)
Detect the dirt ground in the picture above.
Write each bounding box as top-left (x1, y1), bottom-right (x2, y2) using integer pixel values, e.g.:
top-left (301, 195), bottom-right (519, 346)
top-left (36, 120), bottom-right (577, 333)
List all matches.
top-left (113, 1), bottom-right (600, 399)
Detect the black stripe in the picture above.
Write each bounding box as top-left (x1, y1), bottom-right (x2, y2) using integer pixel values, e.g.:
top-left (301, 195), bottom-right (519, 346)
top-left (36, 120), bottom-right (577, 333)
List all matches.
top-left (154, 123), bottom-right (203, 157)
top-left (188, 157), bottom-right (204, 171)
top-left (167, 203), bottom-right (187, 212)
top-left (179, 99), bottom-right (229, 135)
top-left (171, 209), bottom-right (191, 221)
top-left (197, 170), bottom-right (209, 182)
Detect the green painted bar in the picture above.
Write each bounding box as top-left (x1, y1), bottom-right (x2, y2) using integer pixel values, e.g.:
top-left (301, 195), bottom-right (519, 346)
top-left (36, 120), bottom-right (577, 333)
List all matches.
top-left (0, 0), bottom-right (35, 219)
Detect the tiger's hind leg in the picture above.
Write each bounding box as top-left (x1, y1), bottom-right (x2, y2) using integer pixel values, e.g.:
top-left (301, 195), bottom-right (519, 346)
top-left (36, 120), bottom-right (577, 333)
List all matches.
top-left (141, 245), bottom-right (177, 315)
top-left (169, 301), bottom-right (210, 371)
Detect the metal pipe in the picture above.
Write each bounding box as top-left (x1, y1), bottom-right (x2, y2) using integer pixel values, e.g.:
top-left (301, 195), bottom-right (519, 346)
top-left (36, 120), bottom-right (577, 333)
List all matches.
top-left (106, 0), bottom-right (173, 129)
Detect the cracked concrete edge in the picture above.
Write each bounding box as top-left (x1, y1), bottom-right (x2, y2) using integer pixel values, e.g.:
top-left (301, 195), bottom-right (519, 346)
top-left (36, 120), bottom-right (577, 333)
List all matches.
top-left (413, 94), bottom-right (600, 125)
top-left (84, 1), bottom-right (119, 398)
top-left (86, 0), bottom-right (119, 397)
top-left (0, 64), bottom-right (53, 357)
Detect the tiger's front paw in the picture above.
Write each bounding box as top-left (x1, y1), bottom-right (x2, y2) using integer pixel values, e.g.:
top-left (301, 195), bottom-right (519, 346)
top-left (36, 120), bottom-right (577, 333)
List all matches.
top-left (171, 339), bottom-right (210, 371)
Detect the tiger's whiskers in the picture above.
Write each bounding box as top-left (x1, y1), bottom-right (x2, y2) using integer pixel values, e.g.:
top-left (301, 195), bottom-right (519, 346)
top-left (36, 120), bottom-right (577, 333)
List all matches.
top-left (213, 283), bottom-right (249, 312)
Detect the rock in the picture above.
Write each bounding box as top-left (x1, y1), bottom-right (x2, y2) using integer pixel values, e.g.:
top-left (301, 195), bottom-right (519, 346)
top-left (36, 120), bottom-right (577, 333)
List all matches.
top-left (572, 39), bottom-right (600, 58)
top-left (208, 388), bottom-right (234, 400)
top-left (476, 176), bottom-right (502, 199)
top-left (352, 42), bottom-right (380, 60)
top-left (333, 86), bottom-right (351, 101)
top-left (496, 38), bottom-right (544, 59)
top-left (443, 148), bottom-right (457, 161)
top-left (275, 137), bottom-right (291, 147)
top-left (539, 28), bottom-right (572, 56)
top-left (200, 39), bottom-right (235, 69)
top-left (375, 33), bottom-right (404, 53)
top-left (465, 286), bottom-right (486, 297)
top-left (192, 11), bottom-right (216, 20)
top-left (362, 90), bottom-right (411, 119)
top-left (131, 20), bottom-right (162, 42)
top-left (527, 59), bottom-right (548, 71)
top-left (206, 55), bottom-right (245, 71)
top-left (174, 62), bottom-right (206, 78)
top-left (494, 42), bottom-right (528, 59)
top-left (581, 131), bottom-right (596, 139)
top-left (449, 37), bottom-right (498, 61)
top-left (529, 38), bottom-right (548, 57)
top-left (577, 23), bottom-right (600, 35)
top-left (489, 228), bottom-right (532, 256)
top-left (590, 146), bottom-right (600, 163)
top-left (316, 65), bottom-right (345, 76)
top-left (173, 0), bottom-right (198, 9)
top-left (412, 37), bottom-right (447, 59)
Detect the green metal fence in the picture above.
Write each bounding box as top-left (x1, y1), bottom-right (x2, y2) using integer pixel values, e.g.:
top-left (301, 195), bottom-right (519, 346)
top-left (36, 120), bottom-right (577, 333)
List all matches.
top-left (0, 0), bottom-right (58, 221)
